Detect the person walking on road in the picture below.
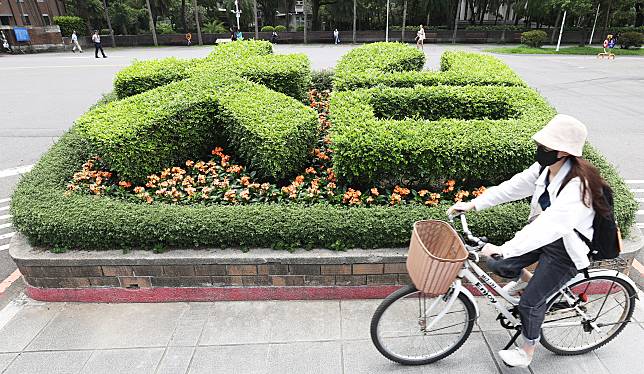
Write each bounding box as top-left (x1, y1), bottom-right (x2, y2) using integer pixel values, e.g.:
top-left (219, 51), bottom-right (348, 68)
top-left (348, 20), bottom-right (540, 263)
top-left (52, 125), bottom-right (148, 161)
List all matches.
top-left (416, 25), bottom-right (425, 50)
top-left (71, 30), bottom-right (82, 53)
top-left (333, 29), bottom-right (340, 44)
top-left (92, 30), bottom-right (107, 58)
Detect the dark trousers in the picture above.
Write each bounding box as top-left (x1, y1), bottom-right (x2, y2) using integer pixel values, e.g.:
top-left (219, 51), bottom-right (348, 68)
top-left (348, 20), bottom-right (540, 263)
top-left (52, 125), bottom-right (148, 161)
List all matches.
top-left (487, 239), bottom-right (578, 342)
top-left (94, 42), bottom-right (106, 57)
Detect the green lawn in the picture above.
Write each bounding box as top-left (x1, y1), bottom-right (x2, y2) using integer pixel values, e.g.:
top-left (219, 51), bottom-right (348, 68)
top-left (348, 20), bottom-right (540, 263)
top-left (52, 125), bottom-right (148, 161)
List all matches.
top-left (485, 45), bottom-right (644, 56)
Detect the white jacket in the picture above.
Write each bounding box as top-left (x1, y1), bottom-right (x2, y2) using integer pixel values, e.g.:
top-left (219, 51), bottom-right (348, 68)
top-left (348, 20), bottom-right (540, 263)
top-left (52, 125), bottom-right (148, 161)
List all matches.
top-left (472, 160), bottom-right (594, 270)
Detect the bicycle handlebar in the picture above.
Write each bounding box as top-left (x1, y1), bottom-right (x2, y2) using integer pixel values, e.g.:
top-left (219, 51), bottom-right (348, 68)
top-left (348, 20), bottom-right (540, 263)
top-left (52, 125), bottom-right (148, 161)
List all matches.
top-left (447, 211), bottom-right (488, 252)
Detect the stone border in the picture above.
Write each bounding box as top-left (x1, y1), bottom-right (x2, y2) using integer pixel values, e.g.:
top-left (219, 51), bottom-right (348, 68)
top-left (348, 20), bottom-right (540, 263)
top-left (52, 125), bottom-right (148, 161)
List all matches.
top-left (9, 226), bottom-right (643, 302)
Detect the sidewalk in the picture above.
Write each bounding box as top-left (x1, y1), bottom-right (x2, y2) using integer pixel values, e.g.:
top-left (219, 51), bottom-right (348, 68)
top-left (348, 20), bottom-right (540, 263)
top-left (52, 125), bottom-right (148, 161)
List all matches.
top-left (0, 294), bottom-right (643, 374)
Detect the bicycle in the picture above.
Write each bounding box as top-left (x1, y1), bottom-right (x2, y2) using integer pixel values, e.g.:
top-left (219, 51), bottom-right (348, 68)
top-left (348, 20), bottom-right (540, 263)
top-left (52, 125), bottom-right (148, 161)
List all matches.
top-left (370, 212), bottom-right (638, 365)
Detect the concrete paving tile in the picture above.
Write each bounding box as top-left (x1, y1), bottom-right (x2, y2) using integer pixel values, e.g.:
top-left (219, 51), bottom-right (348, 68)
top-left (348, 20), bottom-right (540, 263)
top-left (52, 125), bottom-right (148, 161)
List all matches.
top-left (0, 302), bottom-right (64, 352)
top-left (480, 330), bottom-right (531, 374)
top-left (200, 300), bottom-right (341, 345)
top-left (529, 344), bottom-right (611, 374)
top-left (593, 324), bottom-right (644, 374)
top-left (188, 344), bottom-right (269, 374)
top-left (0, 353), bottom-right (17, 372)
top-left (339, 299), bottom-right (382, 340)
top-left (266, 341), bottom-right (342, 374)
top-left (342, 332), bottom-right (500, 374)
top-left (188, 341), bottom-right (342, 374)
top-left (26, 303), bottom-right (187, 350)
top-left (79, 348), bottom-right (164, 374)
top-left (168, 303), bottom-right (211, 347)
top-left (3, 350), bottom-right (91, 374)
top-left (155, 346), bottom-right (195, 374)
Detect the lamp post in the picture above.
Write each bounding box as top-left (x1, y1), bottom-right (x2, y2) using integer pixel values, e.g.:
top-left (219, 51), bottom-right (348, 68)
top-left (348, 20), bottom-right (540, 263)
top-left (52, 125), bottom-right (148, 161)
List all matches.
top-left (385, 0), bottom-right (390, 42)
top-left (556, 10), bottom-right (567, 52)
top-left (233, 0), bottom-right (241, 30)
top-left (589, 3), bottom-right (601, 45)
top-left (192, 0), bottom-right (203, 45)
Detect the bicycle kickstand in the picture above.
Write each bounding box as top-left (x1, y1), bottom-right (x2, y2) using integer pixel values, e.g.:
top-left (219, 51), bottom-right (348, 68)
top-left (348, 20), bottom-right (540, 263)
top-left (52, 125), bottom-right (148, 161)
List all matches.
top-left (503, 329), bottom-right (522, 350)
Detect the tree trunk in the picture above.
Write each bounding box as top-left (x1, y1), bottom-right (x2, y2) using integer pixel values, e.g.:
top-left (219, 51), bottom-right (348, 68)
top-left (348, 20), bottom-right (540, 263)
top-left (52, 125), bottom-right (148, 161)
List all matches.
top-left (402, 0), bottom-right (407, 41)
top-left (550, 10), bottom-right (561, 43)
top-left (636, 3), bottom-right (643, 27)
top-left (353, 0), bottom-right (356, 43)
top-left (601, 0), bottom-right (613, 40)
top-left (181, 0), bottom-right (187, 32)
top-left (468, 0), bottom-right (476, 24)
top-left (479, 0), bottom-right (489, 24)
top-left (145, 0), bottom-right (158, 46)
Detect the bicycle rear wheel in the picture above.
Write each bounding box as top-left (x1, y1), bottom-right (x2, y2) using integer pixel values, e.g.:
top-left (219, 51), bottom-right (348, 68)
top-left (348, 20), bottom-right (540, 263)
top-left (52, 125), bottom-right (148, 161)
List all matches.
top-left (540, 275), bottom-right (636, 355)
top-left (370, 284), bottom-right (476, 365)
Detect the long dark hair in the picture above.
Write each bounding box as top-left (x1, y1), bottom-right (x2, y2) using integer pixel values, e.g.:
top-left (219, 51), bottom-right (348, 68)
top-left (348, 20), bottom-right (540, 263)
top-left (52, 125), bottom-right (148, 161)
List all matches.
top-left (560, 157), bottom-right (611, 217)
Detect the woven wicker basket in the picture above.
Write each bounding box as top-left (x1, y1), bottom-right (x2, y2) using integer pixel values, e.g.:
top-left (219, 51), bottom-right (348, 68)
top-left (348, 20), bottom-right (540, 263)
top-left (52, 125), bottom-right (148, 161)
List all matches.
top-left (406, 220), bottom-right (468, 295)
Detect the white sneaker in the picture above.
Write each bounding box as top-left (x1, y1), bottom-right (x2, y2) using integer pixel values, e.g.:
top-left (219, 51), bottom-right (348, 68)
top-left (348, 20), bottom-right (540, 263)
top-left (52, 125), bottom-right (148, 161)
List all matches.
top-left (498, 347), bottom-right (533, 368)
top-left (502, 279), bottom-right (528, 296)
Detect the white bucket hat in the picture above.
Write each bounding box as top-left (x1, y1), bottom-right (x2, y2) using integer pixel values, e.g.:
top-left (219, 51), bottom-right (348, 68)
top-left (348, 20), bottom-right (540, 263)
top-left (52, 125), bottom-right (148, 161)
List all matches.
top-left (532, 114), bottom-right (587, 157)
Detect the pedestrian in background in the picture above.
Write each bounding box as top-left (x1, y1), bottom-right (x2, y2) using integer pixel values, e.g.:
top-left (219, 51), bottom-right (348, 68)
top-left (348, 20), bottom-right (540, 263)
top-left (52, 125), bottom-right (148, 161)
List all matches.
top-left (71, 30), bottom-right (82, 53)
top-left (416, 25), bottom-right (425, 50)
top-left (230, 27), bottom-right (237, 41)
top-left (271, 30), bottom-right (278, 44)
top-left (333, 28), bottom-right (340, 44)
top-left (186, 32), bottom-right (192, 46)
top-left (92, 30), bottom-right (107, 58)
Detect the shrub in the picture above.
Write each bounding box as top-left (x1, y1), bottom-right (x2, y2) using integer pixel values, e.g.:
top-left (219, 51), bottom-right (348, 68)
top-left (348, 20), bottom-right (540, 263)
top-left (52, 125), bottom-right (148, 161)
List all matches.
top-left (311, 69), bottom-right (335, 91)
top-left (114, 41), bottom-right (311, 101)
top-left (333, 46), bottom-right (525, 91)
top-left (54, 16), bottom-right (86, 36)
top-left (202, 20), bottom-right (226, 33)
top-left (10, 128), bottom-right (635, 251)
top-left (113, 57), bottom-right (196, 99)
top-left (155, 23), bottom-right (176, 34)
top-left (76, 74), bottom-right (318, 183)
top-left (274, 25), bottom-right (287, 32)
top-left (330, 85), bottom-right (554, 187)
top-left (520, 30), bottom-right (548, 48)
top-left (261, 25), bottom-right (275, 32)
top-left (619, 32), bottom-right (643, 49)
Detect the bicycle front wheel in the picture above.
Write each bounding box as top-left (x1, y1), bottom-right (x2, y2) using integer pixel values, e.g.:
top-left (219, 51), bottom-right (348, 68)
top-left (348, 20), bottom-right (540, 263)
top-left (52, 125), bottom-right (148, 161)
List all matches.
top-left (370, 284), bottom-right (476, 365)
top-left (540, 275), bottom-right (636, 355)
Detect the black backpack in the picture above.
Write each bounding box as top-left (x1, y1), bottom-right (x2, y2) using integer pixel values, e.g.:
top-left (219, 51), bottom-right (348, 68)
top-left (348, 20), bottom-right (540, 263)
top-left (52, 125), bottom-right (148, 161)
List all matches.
top-left (540, 166), bottom-right (622, 261)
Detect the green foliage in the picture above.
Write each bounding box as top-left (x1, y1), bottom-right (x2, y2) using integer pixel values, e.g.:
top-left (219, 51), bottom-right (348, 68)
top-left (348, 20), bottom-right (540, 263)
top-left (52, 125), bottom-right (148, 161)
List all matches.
top-left (76, 75), bottom-right (318, 183)
top-left (10, 130), bottom-right (534, 250)
top-left (202, 20), bottom-right (227, 33)
top-left (89, 91), bottom-right (119, 110)
top-left (261, 25), bottom-right (275, 32)
top-left (155, 23), bottom-right (176, 34)
top-left (329, 85), bottom-right (555, 187)
top-left (114, 41), bottom-right (311, 102)
top-left (113, 57), bottom-right (196, 99)
top-left (274, 25), bottom-right (287, 32)
top-left (53, 16), bottom-right (86, 36)
top-left (486, 46), bottom-right (644, 56)
top-left (619, 32), bottom-right (643, 49)
top-left (311, 69), bottom-right (335, 91)
top-left (521, 30), bottom-right (548, 48)
top-left (333, 45), bottom-right (525, 91)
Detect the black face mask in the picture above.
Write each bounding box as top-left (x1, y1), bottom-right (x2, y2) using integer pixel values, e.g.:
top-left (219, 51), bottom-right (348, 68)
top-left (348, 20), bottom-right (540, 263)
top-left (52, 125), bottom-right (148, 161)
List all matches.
top-left (536, 145), bottom-right (562, 167)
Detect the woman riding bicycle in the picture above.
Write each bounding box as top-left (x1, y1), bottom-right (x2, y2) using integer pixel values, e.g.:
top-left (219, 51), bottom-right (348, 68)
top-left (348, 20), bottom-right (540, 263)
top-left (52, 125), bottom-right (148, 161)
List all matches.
top-left (448, 114), bottom-right (609, 368)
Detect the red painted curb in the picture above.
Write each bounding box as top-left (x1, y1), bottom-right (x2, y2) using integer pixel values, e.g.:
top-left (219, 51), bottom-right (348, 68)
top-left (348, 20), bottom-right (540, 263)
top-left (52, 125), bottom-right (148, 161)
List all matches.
top-left (25, 285), bottom-right (406, 303)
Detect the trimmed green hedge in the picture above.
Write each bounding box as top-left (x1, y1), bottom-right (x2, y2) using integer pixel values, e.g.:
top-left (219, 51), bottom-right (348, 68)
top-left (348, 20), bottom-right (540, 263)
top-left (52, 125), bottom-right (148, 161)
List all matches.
top-left (112, 41), bottom-right (311, 101)
top-left (11, 128), bottom-right (532, 250)
top-left (53, 16), bottom-right (86, 37)
top-left (113, 57), bottom-right (197, 99)
top-left (11, 127), bottom-right (635, 251)
top-left (333, 45), bottom-right (525, 91)
top-left (76, 75), bottom-right (318, 183)
top-left (330, 85), bottom-right (554, 187)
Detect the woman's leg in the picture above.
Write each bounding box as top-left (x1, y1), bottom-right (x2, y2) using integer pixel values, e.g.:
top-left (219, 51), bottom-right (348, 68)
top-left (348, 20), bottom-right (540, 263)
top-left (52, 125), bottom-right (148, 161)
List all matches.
top-left (516, 239), bottom-right (578, 357)
top-left (486, 249), bottom-right (541, 280)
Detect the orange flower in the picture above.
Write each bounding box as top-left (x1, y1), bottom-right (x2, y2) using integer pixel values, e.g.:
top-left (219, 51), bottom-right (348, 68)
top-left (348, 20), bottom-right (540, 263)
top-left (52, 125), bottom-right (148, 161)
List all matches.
top-left (443, 179), bottom-right (456, 193)
top-left (390, 193), bottom-right (402, 205)
top-left (240, 189), bottom-right (250, 201)
top-left (327, 182), bottom-right (336, 190)
top-left (261, 183), bottom-right (271, 191)
top-left (294, 175), bottom-right (305, 185)
top-left (240, 176), bottom-right (250, 186)
top-left (145, 195), bottom-right (153, 204)
top-left (133, 186), bottom-right (145, 194)
top-left (197, 174), bottom-right (206, 184)
top-left (342, 188), bottom-right (362, 205)
top-left (393, 185), bottom-right (410, 197)
top-left (418, 189), bottom-right (429, 197)
top-left (305, 167), bottom-right (316, 175)
top-left (118, 180), bottom-right (132, 188)
top-left (226, 165), bottom-right (243, 174)
top-left (472, 186), bottom-right (487, 197)
top-left (370, 187), bottom-right (379, 196)
top-left (211, 147), bottom-right (224, 156)
top-left (454, 190), bottom-right (470, 202)
top-left (160, 168), bottom-right (171, 179)
top-left (185, 160), bottom-right (195, 168)
top-left (366, 196), bottom-right (374, 204)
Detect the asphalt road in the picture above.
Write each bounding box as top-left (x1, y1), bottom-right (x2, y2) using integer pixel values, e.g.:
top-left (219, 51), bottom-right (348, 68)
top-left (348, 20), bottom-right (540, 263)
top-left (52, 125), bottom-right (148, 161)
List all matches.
top-left (0, 43), bottom-right (643, 285)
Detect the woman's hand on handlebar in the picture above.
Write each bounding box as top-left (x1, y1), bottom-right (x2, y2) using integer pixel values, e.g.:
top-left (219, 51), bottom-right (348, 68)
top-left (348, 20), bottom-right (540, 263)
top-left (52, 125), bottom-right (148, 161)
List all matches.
top-left (481, 243), bottom-right (502, 259)
top-left (446, 201), bottom-right (475, 217)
